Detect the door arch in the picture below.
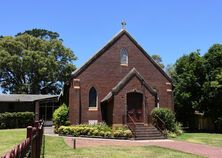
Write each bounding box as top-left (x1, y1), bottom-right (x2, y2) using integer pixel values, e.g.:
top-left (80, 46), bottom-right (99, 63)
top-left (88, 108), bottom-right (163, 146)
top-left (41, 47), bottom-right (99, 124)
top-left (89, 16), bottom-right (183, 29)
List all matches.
top-left (127, 92), bottom-right (143, 122)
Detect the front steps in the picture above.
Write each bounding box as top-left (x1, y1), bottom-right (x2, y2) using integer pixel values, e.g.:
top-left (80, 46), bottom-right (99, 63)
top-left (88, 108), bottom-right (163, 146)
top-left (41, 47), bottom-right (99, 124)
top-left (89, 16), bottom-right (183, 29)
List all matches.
top-left (131, 124), bottom-right (166, 140)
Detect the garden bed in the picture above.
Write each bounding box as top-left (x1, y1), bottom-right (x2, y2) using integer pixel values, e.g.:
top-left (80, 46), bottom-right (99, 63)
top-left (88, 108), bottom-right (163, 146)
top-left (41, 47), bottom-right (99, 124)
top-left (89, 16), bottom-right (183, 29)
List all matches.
top-left (57, 123), bottom-right (133, 139)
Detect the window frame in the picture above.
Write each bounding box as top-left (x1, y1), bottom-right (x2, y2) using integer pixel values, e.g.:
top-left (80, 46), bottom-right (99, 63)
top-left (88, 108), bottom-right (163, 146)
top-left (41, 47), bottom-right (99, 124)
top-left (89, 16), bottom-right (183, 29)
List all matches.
top-left (120, 48), bottom-right (128, 66)
top-left (88, 87), bottom-right (98, 111)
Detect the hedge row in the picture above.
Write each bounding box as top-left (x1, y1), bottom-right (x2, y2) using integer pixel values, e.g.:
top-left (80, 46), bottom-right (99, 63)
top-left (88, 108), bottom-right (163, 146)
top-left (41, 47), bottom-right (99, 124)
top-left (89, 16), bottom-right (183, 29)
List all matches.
top-left (0, 112), bottom-right (34, 129)
top-left (58, 123), bottom-right (133, 138)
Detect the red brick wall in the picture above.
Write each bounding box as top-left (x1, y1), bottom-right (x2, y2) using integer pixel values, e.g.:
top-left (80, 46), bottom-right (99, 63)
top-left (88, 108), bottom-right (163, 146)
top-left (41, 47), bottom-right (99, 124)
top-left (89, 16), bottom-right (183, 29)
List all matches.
top-left (112, 76), bottom-right (155, 125)
top-left (69, 33), bottom-right (173, 125)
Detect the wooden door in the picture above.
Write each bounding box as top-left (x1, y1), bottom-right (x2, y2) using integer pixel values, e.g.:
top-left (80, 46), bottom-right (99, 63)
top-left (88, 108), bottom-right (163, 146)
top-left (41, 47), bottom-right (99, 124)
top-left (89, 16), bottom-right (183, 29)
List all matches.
top-left (127, 92), bottom-right (143, 122)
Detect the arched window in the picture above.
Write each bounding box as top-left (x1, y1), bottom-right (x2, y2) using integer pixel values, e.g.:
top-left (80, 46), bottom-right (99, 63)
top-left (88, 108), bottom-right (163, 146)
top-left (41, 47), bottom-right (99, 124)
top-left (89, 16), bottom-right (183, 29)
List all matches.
top-left (89, 87), bottom-right (97, 107)
top-left (120, 48), bottom-right (128, 65)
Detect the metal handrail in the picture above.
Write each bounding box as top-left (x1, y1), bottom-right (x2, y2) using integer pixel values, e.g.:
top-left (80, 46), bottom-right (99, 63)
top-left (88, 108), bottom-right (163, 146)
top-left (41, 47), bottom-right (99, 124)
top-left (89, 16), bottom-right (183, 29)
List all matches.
top-left (127, 114), bottom-right (136, 136)
top-left (156, 115), bottom-right (165, 128)
top-left (128, 114), bottom-right (136, 125)
top-left (153, 115), bottom-right (166, 135)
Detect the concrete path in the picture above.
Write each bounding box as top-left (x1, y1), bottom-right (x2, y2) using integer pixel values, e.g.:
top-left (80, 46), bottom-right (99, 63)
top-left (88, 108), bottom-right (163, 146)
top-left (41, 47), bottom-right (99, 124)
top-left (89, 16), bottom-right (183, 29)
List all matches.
top-left (44, 126), bottom-right (55, 135)
top-left (64, 137), bottom-right (222, 158)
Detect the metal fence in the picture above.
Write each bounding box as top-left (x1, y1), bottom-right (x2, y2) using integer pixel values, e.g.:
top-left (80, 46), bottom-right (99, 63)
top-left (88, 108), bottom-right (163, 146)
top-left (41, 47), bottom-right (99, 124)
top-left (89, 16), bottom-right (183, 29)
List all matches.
top-left (1, 120), bottom-right (44, 158)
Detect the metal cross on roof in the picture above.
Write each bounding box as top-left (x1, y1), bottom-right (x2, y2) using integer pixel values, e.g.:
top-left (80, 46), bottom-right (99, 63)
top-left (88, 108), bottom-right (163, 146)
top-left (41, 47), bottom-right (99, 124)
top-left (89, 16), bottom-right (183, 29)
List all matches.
top-left (121, 20), bottom-right (126, 29)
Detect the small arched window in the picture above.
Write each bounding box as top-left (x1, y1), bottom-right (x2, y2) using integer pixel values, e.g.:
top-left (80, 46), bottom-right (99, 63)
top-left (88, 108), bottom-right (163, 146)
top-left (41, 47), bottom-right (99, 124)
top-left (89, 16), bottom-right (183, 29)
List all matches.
top-left (120, 48), bottom-right (128, 65)
top-left (89, 87), bottom-right (97, 107)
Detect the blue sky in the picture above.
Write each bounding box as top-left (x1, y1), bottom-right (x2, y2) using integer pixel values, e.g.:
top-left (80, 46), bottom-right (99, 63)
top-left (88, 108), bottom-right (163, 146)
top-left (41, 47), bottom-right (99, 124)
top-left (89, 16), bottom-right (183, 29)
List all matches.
top-left (1, 1), bottom-right (222, 68)
top-left (0, 0), bottom-right (222, 67)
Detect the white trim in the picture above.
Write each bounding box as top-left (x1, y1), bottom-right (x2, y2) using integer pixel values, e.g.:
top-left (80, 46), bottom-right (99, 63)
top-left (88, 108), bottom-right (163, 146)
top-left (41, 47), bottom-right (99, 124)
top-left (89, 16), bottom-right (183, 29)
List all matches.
top-left (74, 79), bottom-right (80, 81)
top-left (88, 107), bottom-right (98, 111)
top-left (74, 86), bottom-right (80, 89)
top-left (167, 89), bottom-right (172, 92)
top-left (120, 64), bottom-right (128, 66)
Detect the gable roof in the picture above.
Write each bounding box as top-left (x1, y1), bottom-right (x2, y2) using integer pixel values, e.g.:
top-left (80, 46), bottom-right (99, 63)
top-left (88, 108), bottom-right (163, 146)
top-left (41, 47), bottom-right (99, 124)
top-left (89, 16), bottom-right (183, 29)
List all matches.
top-left (0, 94), bottom-right (59, 102)
top-left (70, 29), bottom-right (172, 82)
top-left (101, 68), bottom-right (157, 102)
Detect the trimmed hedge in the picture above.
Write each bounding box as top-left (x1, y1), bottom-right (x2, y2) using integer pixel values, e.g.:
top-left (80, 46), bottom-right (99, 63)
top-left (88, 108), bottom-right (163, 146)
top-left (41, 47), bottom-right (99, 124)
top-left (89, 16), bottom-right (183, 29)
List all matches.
top-left (58, 123), bottom-right (133, 139)
top-left (0, 112), bottom-right (34, 129)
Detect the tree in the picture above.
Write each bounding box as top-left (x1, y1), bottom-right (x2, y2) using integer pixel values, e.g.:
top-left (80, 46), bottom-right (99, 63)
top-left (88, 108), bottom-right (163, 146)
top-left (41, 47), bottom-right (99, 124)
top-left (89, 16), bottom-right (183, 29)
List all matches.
top-left (16, 28), bottom-right (60, 40)
top-left (0, 29), bottom-right (77, 94)
top-left (202, 44), bottom-right (222, 129)
top-left (151, 54), bottom-right (165, 69)
top-left (172, 46), bottom-right (222, 130)
top-left (165, 64), bottom-right (175, 78)
top-left (172, 51), bottom-right (205, 128)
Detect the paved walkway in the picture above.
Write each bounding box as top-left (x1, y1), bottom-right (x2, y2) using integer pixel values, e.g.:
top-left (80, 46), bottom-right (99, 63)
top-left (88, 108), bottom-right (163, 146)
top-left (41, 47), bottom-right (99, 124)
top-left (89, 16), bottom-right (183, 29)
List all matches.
top-left (44, 126), bottom-right (55, 135)
top-left (64, 137), bottom-right (222, 158)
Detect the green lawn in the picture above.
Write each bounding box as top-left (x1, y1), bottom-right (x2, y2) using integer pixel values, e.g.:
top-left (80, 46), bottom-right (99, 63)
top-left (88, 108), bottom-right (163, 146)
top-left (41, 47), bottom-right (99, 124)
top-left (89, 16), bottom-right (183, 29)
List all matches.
top-left (175, 132), bottom-right (222, 147)
top-left (0, 129), bottom-right (203, 158)
top-left (0, 128), bottom-right (26, 156)
top-left (45, 136), bottom-right (202, 158)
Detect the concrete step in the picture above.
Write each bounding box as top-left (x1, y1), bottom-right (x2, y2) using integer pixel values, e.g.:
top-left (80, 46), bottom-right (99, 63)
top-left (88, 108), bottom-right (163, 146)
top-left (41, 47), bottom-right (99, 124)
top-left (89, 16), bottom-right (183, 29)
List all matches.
top-left (135, 132), bottom-right (162, 135)
top-left (129, 124), bottom-right (165, 140)
top-left (135, 131), bottom-right (162, 134)
top-left (135, 129), bottom-right (161, 132)
top-left (135, 136), bottom-right (165, 140)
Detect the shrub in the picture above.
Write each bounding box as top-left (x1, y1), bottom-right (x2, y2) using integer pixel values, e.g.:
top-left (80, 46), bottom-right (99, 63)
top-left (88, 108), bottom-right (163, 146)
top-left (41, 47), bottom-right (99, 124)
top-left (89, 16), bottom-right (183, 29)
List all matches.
top-left (0, 112), bottom-right (34, 129)
top-left (104, 131), bottom-right (112, 137)
top-left (58, 123), bottom-right (132, 138)
top-left (53, 103), bottom-right (69, 132)
top-left (113, 130), bottom-right (133, 138)
top-left (151, 108), bottom-right (176, 131)
top-left (167, 131), bottom-right (177, 138)
top-left (151, 108), bottom-right (183, 136)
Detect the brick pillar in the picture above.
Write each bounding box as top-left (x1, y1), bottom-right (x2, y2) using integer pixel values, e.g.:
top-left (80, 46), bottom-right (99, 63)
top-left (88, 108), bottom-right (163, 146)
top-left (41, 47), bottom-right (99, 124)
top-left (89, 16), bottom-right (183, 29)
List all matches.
top-left (69, 79), bottom-right (81, 124)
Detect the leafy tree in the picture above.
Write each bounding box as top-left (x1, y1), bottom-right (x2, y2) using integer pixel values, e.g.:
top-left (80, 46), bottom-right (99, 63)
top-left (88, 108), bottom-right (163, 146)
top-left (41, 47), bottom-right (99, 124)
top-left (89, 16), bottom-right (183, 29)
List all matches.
top-left (151, 54), bottom-right (165, 69)
top-left (0, 29), bottom-right (76, 94)
top-left (16, 28), bottom-right (60, 40)
top-left (172, 51), bottom-right (205, 128)
top-left (165, 64), bottom-right (175, 78)
top-left (202, 44), bottom-right (222, 129)
top-left (173, 46), bottom-right (222, 130)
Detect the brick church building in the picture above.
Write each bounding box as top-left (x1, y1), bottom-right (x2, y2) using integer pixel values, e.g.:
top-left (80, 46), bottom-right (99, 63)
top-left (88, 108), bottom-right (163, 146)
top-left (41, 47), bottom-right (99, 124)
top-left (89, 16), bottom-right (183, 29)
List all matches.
top-left (67, 28), bottom-right (173, 128)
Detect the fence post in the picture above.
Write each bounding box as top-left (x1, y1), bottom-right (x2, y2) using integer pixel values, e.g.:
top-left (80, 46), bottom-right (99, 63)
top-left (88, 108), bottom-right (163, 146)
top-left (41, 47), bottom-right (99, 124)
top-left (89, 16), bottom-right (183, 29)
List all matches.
top-left (27, 126), bottom-right (33, 139)
top-left (2, 122), bottom-right (44, 158)
top-left (35, 121), bottom-right (41, 158)
top-left (32, 127), bottom-right (37, 158)
top-left (73, 138), bottom-right (76, 149)
top-left (27, 126), bottom-right (33, 157)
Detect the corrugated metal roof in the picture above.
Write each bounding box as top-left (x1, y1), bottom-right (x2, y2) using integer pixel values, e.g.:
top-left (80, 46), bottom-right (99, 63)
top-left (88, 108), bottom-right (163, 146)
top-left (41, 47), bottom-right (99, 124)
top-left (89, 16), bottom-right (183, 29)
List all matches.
top-left (0, 94), bottom-right (59, 102)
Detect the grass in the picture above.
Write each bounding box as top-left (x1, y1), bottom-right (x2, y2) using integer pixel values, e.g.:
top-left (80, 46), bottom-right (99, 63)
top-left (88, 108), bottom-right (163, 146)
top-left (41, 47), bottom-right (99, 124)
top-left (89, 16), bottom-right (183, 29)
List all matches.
top-left (0, 128), bottom-right (26, 156)
top-left (44, 136), bottom-right (203, 158)
top-left (175, 132), bottom-right (222, 147)
top-left (0, 128), bottom-right (203, 158)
